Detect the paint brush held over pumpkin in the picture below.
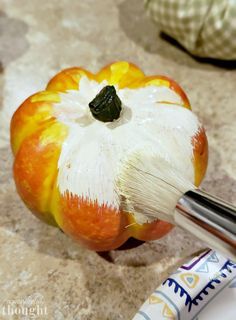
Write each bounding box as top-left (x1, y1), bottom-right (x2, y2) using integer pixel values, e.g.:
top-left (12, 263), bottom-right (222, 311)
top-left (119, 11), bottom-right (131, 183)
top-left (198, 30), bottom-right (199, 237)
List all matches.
top-left (117, 152), bottom-right (236, 259)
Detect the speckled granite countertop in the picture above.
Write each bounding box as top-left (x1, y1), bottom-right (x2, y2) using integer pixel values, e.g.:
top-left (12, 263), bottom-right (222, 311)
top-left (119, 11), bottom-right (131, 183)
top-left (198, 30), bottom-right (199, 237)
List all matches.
top-left (0, 1), bottom-right (235, 319)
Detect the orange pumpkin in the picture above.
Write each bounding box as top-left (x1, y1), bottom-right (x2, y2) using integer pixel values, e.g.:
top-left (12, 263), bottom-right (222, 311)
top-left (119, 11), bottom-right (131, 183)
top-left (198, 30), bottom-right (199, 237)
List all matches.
top-left (11, 61), bottom-right (208, 251)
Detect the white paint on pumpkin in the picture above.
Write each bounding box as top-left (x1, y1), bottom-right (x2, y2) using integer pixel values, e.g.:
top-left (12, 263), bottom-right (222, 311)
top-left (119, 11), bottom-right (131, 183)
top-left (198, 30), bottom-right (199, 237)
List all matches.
top-left (53, 76), bottom-right (200, 213)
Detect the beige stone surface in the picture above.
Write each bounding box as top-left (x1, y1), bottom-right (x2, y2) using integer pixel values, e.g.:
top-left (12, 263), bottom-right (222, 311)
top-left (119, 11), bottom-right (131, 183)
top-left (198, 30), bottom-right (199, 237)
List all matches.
top-left (0, 0), bottom-right (235, 319)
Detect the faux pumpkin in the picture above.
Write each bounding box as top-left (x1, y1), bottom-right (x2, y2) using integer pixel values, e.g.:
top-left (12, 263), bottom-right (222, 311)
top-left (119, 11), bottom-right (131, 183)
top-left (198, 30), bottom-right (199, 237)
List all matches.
top-left (11, 61), bottom-right (208, 251)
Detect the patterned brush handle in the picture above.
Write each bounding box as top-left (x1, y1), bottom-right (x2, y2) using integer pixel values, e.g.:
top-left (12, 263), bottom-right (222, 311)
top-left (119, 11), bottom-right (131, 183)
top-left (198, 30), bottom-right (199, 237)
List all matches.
top-left (133, 250), bottom-right (236, 320)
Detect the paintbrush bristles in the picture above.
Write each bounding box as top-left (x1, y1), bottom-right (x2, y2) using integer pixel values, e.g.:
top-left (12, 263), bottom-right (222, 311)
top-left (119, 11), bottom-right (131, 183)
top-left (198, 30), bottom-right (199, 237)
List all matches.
top-left (117, 153), bottom-right (195, 224)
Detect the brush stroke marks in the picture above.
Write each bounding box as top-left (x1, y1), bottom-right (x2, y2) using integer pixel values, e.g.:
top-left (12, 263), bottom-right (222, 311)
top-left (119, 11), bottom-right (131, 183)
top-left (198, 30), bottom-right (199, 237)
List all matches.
top-left (55, 75), bottom-right (200, 216)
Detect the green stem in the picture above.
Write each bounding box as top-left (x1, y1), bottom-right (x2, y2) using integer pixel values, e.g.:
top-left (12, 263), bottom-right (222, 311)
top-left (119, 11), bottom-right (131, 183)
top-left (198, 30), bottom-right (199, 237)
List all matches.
top-left (89, 85), bottom-right (122, 122)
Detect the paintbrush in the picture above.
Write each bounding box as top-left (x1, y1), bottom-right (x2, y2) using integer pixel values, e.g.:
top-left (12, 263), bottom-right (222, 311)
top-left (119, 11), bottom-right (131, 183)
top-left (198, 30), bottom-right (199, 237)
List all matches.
top-left (117, 152), bottom-right (236, 260)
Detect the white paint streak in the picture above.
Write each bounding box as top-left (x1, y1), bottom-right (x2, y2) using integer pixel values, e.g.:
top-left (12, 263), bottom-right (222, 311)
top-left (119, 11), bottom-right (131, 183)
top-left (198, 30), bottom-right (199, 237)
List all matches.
top-left (53, 76), bottom-right (200, 209)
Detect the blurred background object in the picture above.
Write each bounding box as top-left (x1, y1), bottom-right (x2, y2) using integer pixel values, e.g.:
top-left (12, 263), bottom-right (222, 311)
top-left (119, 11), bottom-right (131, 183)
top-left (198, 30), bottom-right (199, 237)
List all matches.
top-left (145, 0), bottom-right (236, 60)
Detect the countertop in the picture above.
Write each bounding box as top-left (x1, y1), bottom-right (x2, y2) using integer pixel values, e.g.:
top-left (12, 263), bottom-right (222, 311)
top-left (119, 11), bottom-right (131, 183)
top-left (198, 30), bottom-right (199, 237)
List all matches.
top-left (0, 1), bottom-right (235, 319)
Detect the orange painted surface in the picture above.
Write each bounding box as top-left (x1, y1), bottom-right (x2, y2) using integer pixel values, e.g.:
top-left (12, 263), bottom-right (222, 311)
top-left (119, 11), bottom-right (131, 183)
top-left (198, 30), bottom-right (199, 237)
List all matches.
top-left (192, 126), bottom-right (208, 187)
top-left (11, 61), bottom-right (208, 251)
top-left (60, 193), bottom-right (130, 251)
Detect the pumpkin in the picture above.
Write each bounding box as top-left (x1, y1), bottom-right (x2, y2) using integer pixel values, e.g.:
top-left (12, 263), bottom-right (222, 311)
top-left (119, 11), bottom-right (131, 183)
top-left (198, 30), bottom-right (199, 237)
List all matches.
top-left (11, 61), bottom-right (208, 251)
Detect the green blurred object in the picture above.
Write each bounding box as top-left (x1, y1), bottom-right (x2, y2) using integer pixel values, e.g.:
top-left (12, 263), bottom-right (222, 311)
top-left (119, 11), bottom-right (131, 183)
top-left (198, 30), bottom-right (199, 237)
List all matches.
top-left (145, 0), bottom-right (236, 60)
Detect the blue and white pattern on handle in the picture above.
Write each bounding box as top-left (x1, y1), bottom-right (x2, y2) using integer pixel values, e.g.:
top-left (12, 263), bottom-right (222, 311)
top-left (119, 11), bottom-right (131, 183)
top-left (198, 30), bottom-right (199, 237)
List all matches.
top-left (133, 250), bottom-right (236, 320)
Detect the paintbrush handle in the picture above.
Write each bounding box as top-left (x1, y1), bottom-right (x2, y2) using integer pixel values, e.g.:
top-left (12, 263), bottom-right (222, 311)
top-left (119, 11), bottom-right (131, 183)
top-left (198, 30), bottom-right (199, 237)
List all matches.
top-left (175, 189), bottom-right (236, 260)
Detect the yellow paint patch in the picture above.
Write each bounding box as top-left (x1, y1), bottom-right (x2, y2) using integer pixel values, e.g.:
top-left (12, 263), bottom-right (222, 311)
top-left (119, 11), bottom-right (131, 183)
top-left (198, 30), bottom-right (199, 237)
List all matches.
top-left (110, 61), bottom-right (130, 84)
top-left (50, 184), bottom-right (63, 226)
top-left (31, 91), bottom-right (61, 103)
top-left (146, 79), bottom-right (170, 87)
top-left (73, 70), bottom-right (91, 85)
top-left (39, 122), bottom-right (68, 146)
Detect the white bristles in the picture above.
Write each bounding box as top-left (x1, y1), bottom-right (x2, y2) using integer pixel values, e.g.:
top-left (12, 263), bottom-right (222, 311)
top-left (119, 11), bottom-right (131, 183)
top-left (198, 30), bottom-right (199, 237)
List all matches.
top-left (117, 152), bottom-right (196, 224)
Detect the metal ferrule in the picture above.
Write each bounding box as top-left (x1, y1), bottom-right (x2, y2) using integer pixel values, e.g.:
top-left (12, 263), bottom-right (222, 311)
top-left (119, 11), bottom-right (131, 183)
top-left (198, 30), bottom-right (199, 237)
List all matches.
top-left (175, 189), bottom-right (236, 260)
